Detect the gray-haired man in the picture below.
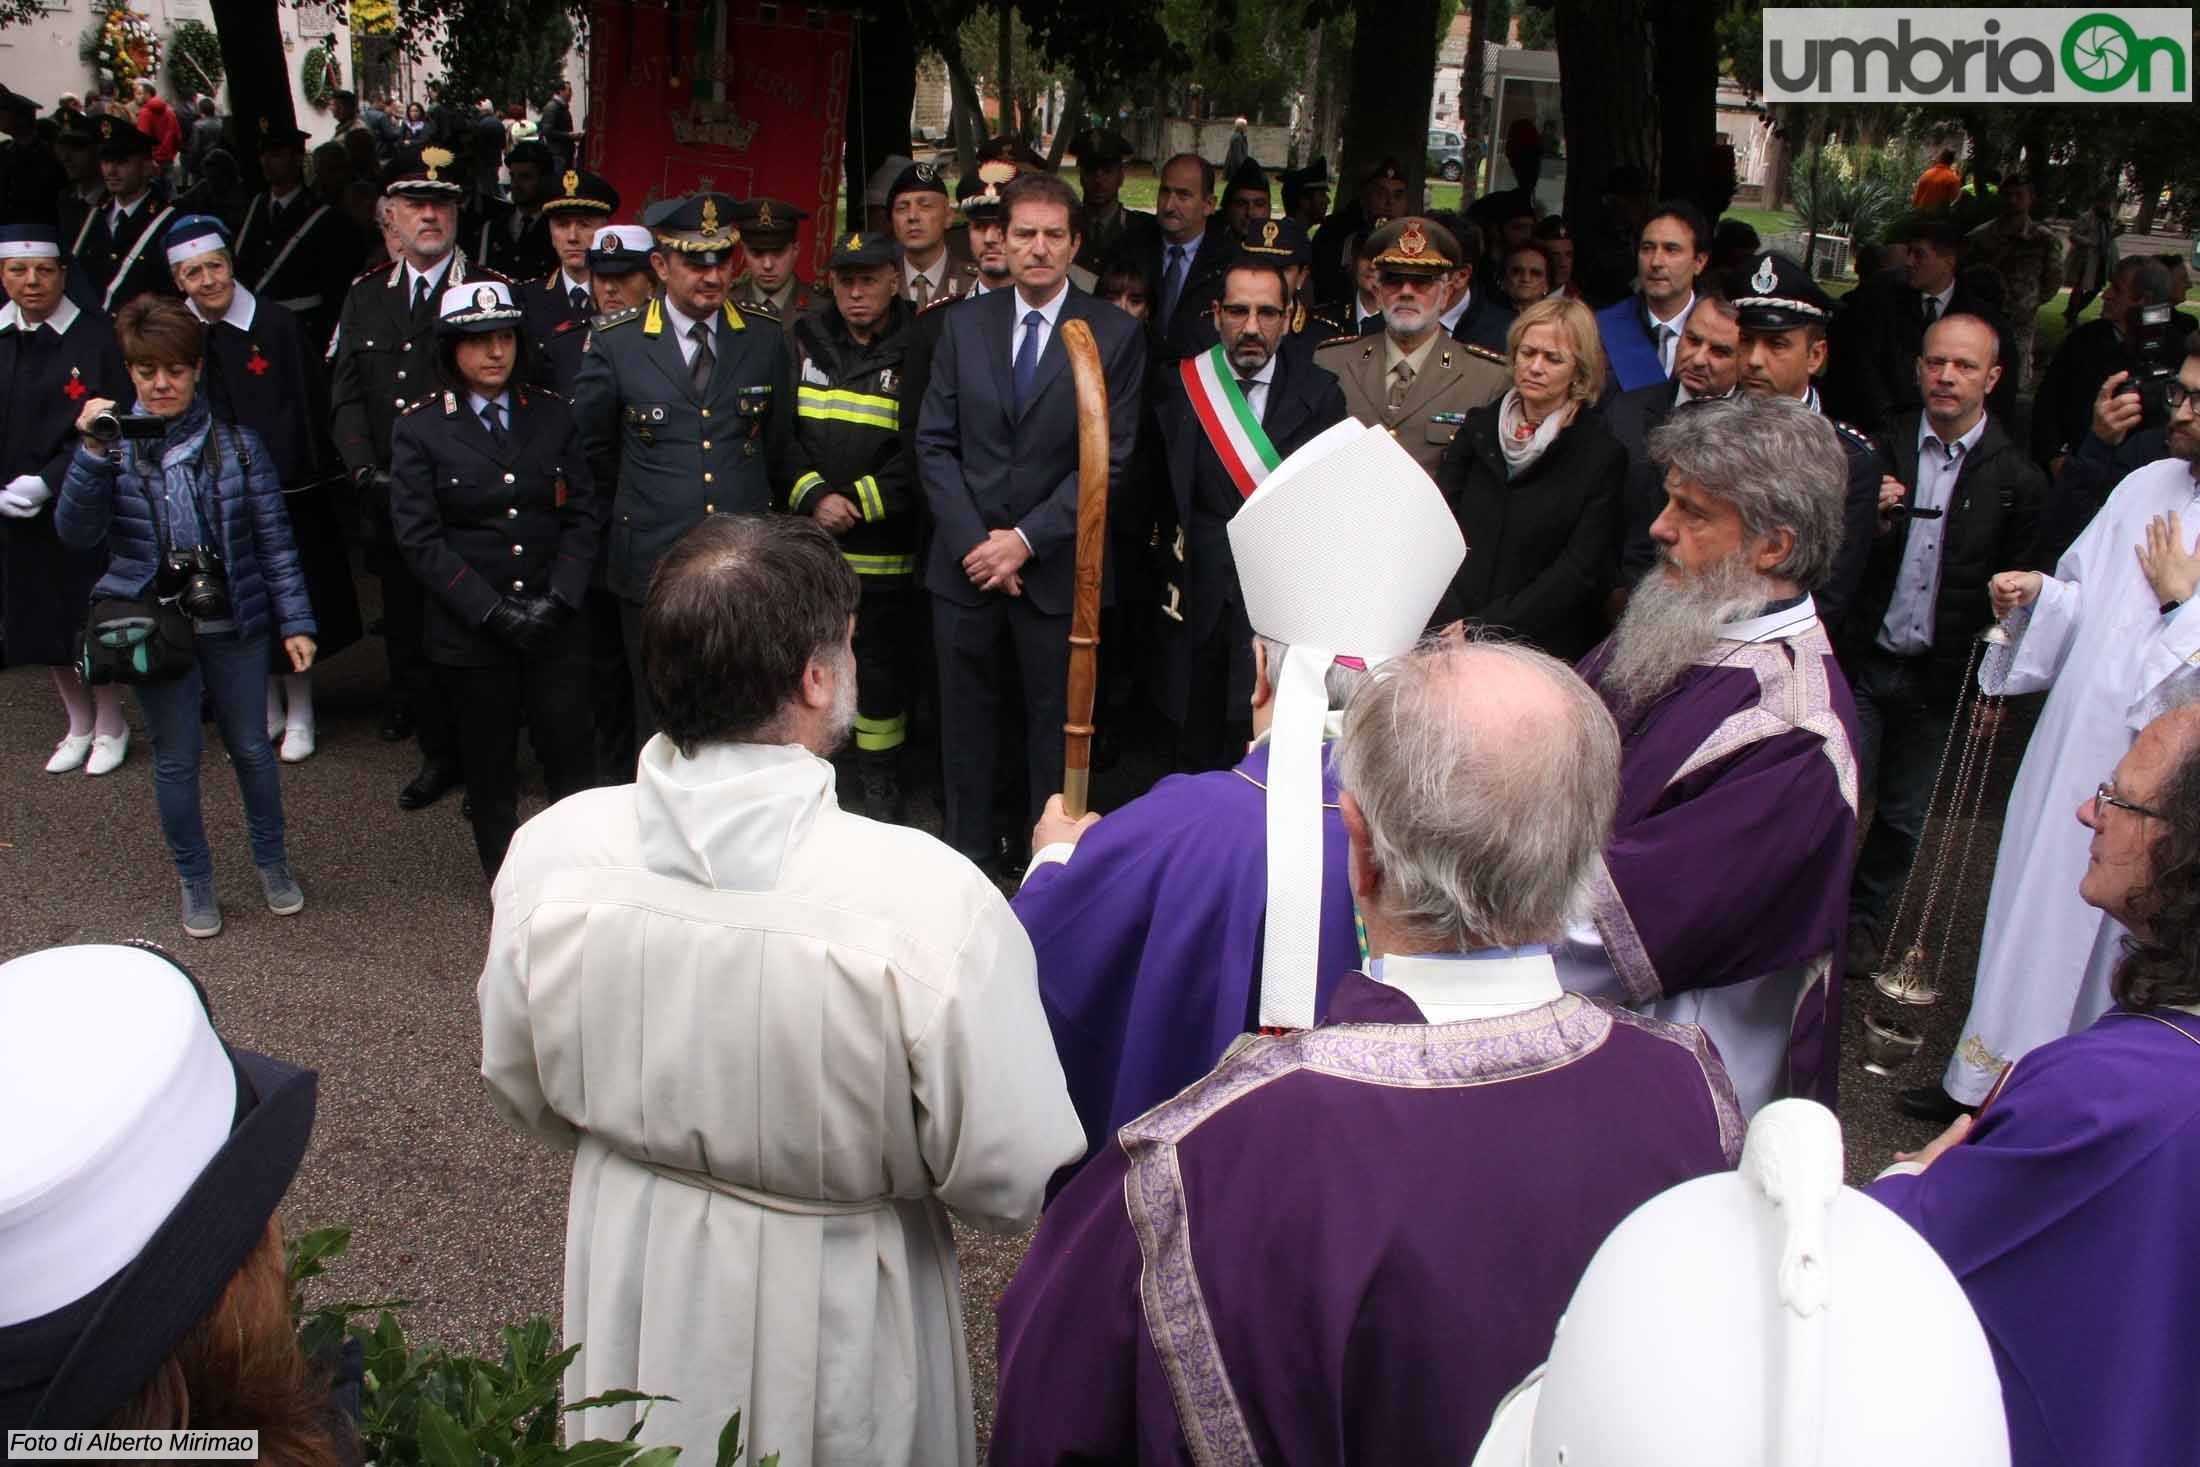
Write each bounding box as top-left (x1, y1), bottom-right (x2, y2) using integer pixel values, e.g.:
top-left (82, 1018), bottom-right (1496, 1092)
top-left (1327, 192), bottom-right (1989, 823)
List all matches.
top-left (1557, 392), bottom-right (1863, 1118)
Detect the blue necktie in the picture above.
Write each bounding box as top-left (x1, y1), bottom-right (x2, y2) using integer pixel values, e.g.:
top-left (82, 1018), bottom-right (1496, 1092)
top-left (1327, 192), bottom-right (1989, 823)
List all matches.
top-left (481, 401), bottom-right (506, 446)
top-left (1161, 244), bottom-right (1188, 327)
top-left (1013, 310), bottom-right (1043, 416)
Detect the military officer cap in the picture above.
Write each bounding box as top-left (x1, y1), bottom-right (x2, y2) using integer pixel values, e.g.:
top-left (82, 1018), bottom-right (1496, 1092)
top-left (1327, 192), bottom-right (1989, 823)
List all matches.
top-left (506, 138), bottom-right (554, 169)
top-left (251, 115), bottom-right (311, 151)
top-left (437, 279), bottom-right (526, 334)
top-left (827, 229), bottom-right (900, 272)
top-left (162, 214), bottom-right (232, 267)
top-left (731, 197), bottom-right (807, 250)
top-left (1073, 128), bottom-right (1133, 166)
top-left (0, 222), bottom-right (61, 259)
top-left (1361, 155), bottom-right (1405, 186)
top-left (644, 192), bottom-right (741, 264)
top-left (978, 135), bottom-right (1048, 170)
top-left (93, 115), bottom-right (154, 160)
top-left (1728, 251), bottom-right (1836, 332)
top-left (0, 82), bottom-right (40, 118)
top-left (887, 159), bottom-right (949, 207)
top-left (1367, 216), bottom-right (1459, 277)
top-left (587, 223), bottom-right (655, 277)
top-left (541, 168), bottom-right (621, 218)
top-left (53, 109), bottom-right (100, 147)
top-left (1238, 216), bottom-right (1312, 268)
top-left (1281, 156), bottom-right (1331, 191)
top-left (385, 144), bottom-right (467, 199)
top-left (956, 158), bottom-right (1020, 219)
top-left (1226, 156), bottom-right (1269, 199)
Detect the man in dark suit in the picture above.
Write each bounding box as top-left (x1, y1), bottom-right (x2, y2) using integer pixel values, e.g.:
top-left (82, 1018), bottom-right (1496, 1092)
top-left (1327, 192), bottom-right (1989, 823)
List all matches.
top-left (916, 171), bottom-right (1145, 871)
top-left (232, 117), bottom-right (363, 355)
top-left (73, 116), bottom-right (177, 314)
top-left (1152, 252), bottom-right (1348, 770)
top-left (1593, 200), bottom-right (1709, 395)
top-left (1835, 312), bottom-right (2043, 976)
top-left (1825, 217), bottom-right (2015, 442)
top-left (1147, 152), bottom-right (1236, 357)
top-left (537, 79), bottom-right (577, 174)
top-left (1432, 213), bottom-right (1515, 356)
top-left (1606, 288), bottom-right (1743, 587)
top-left (329, 144), bottom-right (505, 808)
top-left (570, 191), bottom-right (794, 744)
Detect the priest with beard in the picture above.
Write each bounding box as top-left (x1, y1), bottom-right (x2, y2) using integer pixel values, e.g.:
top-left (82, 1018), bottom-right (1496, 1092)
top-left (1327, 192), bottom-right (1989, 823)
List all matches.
top-left (1555, 393), bottom-right (1862, 1116)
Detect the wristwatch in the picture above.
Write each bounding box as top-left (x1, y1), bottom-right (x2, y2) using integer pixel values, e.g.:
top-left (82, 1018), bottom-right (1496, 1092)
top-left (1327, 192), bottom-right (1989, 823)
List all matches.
top-left (2164, 598), bottom-right (2185, 616)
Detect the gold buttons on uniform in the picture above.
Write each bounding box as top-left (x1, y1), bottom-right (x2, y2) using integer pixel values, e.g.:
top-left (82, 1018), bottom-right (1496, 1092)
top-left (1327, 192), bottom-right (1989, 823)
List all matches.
top-left (506, 507), bottom-right (517, 518)
top-left (704, 502), bottom-right (715, 513)
top-left (396, 369), bottom-right (406, 380)
top-left (511, 580), bottom-right (524, 591)
top-left (701, 439), bottom-right (711, 450)
top-left (703, 472), bottom-right (714, 483)
top-left (511, 545), bottom-right (523, 556)
top-left (700, 408), bottom-right (711, 418)
top-left (503, 472), bottom-right (515, 484)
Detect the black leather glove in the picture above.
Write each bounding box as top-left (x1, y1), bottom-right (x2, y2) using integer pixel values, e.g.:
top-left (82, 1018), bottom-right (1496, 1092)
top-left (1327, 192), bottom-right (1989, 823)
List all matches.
top-left (481, 596), bottom-right (545, 651)
top-left (353, 466), bottom-right (394, 501)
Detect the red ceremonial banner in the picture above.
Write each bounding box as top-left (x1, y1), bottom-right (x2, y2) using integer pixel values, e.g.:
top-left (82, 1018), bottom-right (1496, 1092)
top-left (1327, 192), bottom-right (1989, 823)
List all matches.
top-left (586, 0), bottom-right (854, 283)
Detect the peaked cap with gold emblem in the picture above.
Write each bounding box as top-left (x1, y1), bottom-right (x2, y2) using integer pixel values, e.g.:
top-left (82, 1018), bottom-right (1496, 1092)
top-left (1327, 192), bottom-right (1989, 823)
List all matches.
top-left (385, 144), bottom-right (467, 199)
top-left (643, 192), bottom-right (742, 264)
top-left (730, 197), bottom-right (807, 250)
top-left (541, 168), bottom-right (621, 218)
top-left (1367, 216), bottom-right (1459, 277)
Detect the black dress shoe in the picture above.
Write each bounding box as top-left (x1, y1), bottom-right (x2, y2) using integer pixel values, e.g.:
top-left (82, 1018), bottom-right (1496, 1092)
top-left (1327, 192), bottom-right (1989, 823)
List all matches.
top-left (378, 704), bottom-right (416, 743)
top-left (398, 763), bottom-right (461, 811)
top-left (1899, 1083), bottom-right (1979, 1126)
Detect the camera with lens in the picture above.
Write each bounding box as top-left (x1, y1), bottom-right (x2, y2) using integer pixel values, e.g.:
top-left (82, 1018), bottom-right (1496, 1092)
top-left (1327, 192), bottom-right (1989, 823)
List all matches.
top-left (2116, 303), bottom-right (2182, 423)
top-left (158, 546), bottom-right (232, 622)
top-left (87, 409), bottom-right (168, 444)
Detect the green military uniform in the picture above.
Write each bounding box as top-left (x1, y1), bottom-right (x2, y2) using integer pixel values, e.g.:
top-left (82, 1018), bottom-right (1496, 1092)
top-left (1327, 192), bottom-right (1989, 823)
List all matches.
top-left (729, 196), bottom-right (822, 320)
top-left (783, 230), bottom-right (920, 813)
top-left (569, 191), bottom-right (793, 741)
top-left (1967, 197), bottom-right (2065, 390)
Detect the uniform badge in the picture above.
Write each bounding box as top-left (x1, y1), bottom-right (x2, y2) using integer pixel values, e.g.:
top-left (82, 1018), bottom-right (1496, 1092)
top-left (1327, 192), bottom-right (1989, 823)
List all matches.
top-left (878, 369), bottom-right (897, 394)
top-left (1399, 221), bottom-right (1428, 258)
top-left (473, 285), bottom-right (499, 311)
top-left (914, 162), bottom-right (940, 185)
top-left (554, 476), bottom-right (568, 507)
top-left (847, 232), bottom-right (862, 251)
top-left (63, 367), bottom-right (86, 401)
top-left (563, 169), bottom-right (580, 198)
top-left (758, 201), bottom-right (775, 229)
top-left (443, 390), bottom-right (458, 414)
top-left (1261, 220), bottom-right (1280, 247)
top-left (422, 146), bottom-right (455, 181)
top-left (701, 198), bottom-right (723, 238)
top-left (246, 346), bottom-right (270, 376)
top-left (1750, 255), bottom-right (1778, 294)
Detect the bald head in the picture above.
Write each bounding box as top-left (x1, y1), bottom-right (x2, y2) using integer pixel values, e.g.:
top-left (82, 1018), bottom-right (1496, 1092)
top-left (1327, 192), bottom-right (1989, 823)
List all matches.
top-left (1919, 313), bottom-right (2003, 435)
top-left (1336, 639), bottom-right (1620, 951)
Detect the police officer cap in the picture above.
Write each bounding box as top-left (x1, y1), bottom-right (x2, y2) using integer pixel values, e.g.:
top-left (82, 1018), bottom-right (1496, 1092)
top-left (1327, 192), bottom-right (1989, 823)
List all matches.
top-left (827, 229), bottom-right (900, 272)
top-left (0, 222), bottom-right (62, 260)
top-left (251, 115), bottom-right (311, 150)
top-left (385, 144), bottom-right (467, 199)
top-left (1362, 155), bottom-right (1405, 185)
top-left (587, 223), bottom-right (655, 276)
top-left (1238, 215), bottom-right (1312, 268)
top-left (506, 138), bottom-right (554, 169)
top-left (1367, 216), bottom-right (1459, 276)
top-left (1282, 156), bottom-right (1331, 191)
top-left (93, 114), bottom-right (154, 160)
top-left (437, 279), bottom-right (526, 335)
top-left (731, 197), bottom-right (808, 250)
top-left (541, 168), bottom-right (621, 218)
top-left (887, 160), bottom-right (949, 206)
top-left (977, 135), bottom-right (1048, 170)
top-left (1728, 251), bottom-right (1836, 331)
top-left (956, 158), bottom-right (1020, 218)
top-left (644, 192), bottom-right (742, 263)
top-left (1073, 128), bottom-right (1133, 166)
top-left (1226, 156), bottom-right (1269, 198)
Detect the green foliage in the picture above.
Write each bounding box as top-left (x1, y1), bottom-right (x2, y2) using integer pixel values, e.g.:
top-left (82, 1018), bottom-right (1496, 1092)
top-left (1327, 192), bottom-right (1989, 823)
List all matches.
top-left (1787, 139), bottom-right (1900, 245)
top-left (166, 19), bottom-right (224, 99)
top-left (301, 42), bottom-right (342, 112)
top-left (287, 1227), bottom-right (778, 1467)
top-left (1508, 0), bottom-right (1557, 50)
top-left (429, 0), bottom-right (575, 108)
top-left (1157, 0), bottom-right (1309, 119)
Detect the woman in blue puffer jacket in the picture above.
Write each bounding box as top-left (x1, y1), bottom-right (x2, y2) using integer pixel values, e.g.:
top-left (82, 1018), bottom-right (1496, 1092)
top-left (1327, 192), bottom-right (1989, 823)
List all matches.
top-left (57, 295), bottom-right (317, 941)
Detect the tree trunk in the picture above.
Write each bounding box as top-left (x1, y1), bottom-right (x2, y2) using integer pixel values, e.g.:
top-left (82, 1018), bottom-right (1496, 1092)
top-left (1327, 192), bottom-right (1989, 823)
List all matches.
top-left (1045, 76), bottom-right (1083, 169)
top-left (2135, 161), bottom-right (2166, 233)
top-left (996, 3), bottom-right (1013, 137)
top-left (846, 3), bottom-right (917, 220)
top-left (1553, 0), bottom-right (1654, 241)
top-left (1462, 0), bottom-right (1487, 143)
top-left (208, 0), bottom-right (292, 192)
top-left (1652, 0), bottom-right (1718, 216)
top-left (942, 45), bottom-right (986, 174)
top-left (1339, 0), bottom-right (1440, 205)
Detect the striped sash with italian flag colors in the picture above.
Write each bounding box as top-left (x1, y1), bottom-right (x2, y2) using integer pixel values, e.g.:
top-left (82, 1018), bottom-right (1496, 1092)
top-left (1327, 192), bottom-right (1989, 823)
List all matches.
top-left (1181, 343), bottom-right (1280, 498)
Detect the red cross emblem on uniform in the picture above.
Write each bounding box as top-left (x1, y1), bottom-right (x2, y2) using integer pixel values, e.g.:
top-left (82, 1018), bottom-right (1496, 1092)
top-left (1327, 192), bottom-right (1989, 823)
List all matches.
top-left (246, 348), bottom-right (270, 376)
top-left (62, 369), bottom-right (86, 400)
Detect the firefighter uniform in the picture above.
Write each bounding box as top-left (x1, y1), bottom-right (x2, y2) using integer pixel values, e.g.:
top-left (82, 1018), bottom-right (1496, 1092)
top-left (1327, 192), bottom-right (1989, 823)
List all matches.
top-left (782, 229), bottom-right (919, 816)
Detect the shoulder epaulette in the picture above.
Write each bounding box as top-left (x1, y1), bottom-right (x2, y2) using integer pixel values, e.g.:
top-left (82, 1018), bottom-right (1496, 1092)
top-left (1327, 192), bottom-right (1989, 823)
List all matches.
top-left (1831, 418), bottom-right (1875, 450)
top-left (352, 258), bottom-right (399, 286)
top-left (740, 298), bottom-right (782, 320)
top-left (518, 385), bottom-right (565, 403)
top-left (592, 305), bottom-right (643, 332)
top-left (1462, 342), bottom-right (1506, 365)
top-left (400, 396), bottom-right (433, 415)
top-left (918, 293), bottom-right (964, 317)
top-left (1314, 332), bottom-right (1365, 351)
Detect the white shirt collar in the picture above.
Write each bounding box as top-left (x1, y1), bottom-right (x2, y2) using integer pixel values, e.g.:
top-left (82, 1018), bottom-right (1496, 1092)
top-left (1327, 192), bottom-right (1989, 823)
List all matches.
top-left (0, 295), bottom-right (81, 335)
top-left (662, 294), bottom-right (712, 341)
top-left (1648, 289), bottom-right (1694, 331)
top-left (559, 268), bottom-right (590, 297)
top-left (1439, 290), bottom-right (1469, 331)
top-left (1369, 947), bottom-right (1564, 1023)
top-left (1014, 278), bottom-right (1071, 327)
top-left (405, 254), bottom-right (454, 298)
top-left (269, 184), bottom-right (306, 209)
top-left (1918, 411), bottom-right (1986, 460)
top-left (188, 283), bottom-right (256, 331)
top-left (111, 191), bottom-right (147, 219)
top-left (1928, 281), bottom-right (1956, 312)
top-left (1720, 595), bottom-right (1820, 644)
top-left (1244, 351), bottom-right (1279, 386)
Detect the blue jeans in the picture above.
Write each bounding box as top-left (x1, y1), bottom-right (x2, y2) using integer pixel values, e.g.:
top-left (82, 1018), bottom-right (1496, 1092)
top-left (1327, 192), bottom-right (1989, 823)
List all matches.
top-left (133, 630), bottom-right (288, 881)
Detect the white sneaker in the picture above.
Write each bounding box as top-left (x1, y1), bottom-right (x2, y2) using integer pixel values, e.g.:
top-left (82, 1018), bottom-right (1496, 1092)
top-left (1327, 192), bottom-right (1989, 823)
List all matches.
top-left (280, 724), bottom-right (316, 763)
top-left (44, 733), bottom-right (93, 773)
top-left (85, 730), bottom-right (129, 776)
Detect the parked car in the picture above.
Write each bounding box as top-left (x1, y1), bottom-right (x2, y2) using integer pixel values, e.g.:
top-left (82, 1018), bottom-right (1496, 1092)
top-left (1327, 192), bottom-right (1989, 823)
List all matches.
top-left (1428, 127), bottom-right (1466, 183)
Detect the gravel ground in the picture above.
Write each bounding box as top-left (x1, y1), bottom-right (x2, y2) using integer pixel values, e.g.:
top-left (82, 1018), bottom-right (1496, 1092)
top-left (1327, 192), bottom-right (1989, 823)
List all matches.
top-left (0, 602), bottom-right (2027, 1454)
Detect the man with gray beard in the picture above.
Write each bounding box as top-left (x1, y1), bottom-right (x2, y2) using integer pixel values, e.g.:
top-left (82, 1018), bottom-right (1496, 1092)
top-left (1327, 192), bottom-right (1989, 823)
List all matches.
top-left (1555, 393), bottom-right (1862, 1117)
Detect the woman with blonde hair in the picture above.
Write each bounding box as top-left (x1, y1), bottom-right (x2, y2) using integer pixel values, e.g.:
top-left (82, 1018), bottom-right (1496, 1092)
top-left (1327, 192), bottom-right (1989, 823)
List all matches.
top-left (1435, 295), bottom-right (1627, 660)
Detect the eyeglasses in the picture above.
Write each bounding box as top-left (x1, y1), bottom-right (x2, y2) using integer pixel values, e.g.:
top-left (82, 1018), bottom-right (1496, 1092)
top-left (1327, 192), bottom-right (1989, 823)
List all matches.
top-left (2163, 380), bottom-right (2199, 412)
top-left (2096, 780), bottom-right (2171, 822)
top-left (1215, 303), bottom-right (1287, 325)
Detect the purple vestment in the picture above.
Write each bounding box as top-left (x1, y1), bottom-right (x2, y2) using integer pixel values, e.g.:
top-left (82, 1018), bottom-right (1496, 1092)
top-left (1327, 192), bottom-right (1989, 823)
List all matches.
top-left (1011, 742), bottom-right (1362, 1164)
top-left (992, 974), bottom-right (1742, 1463)
top-left (1870, 1007), bottom-right (2200, 1467)
top-left (1567, 614), bottom-right (1860, 1109)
